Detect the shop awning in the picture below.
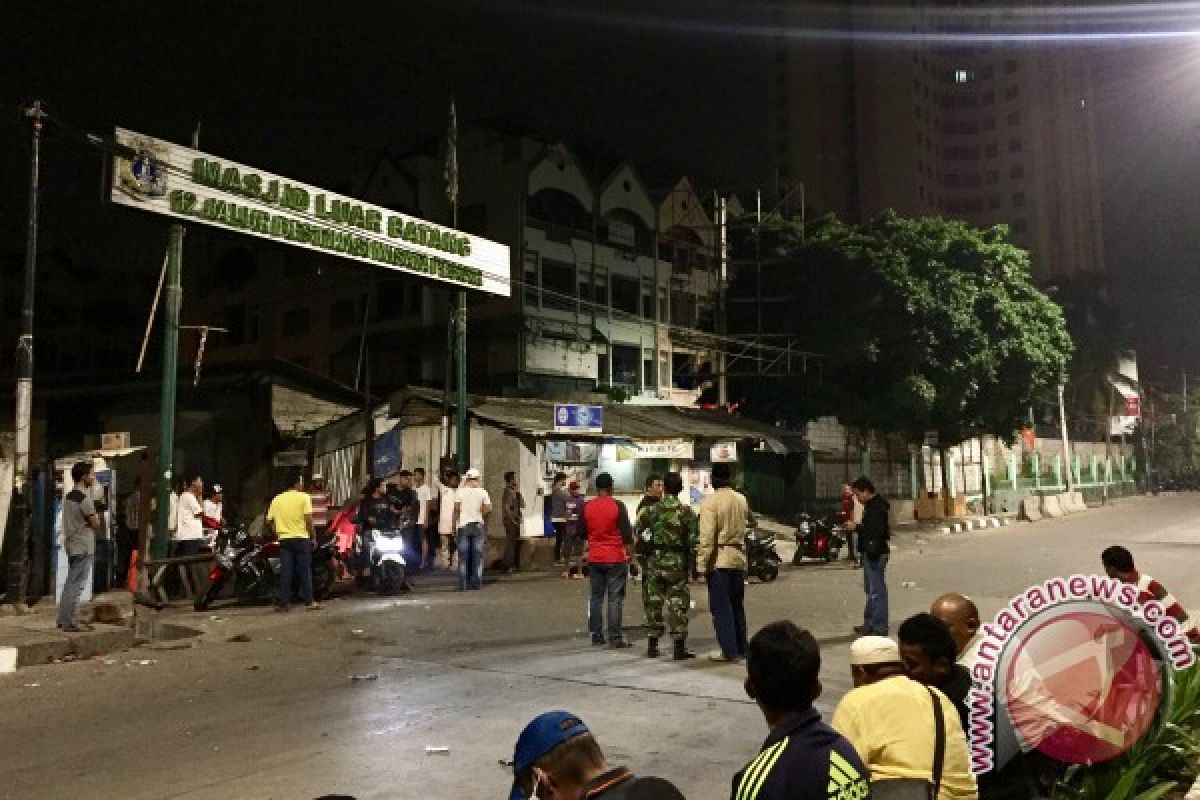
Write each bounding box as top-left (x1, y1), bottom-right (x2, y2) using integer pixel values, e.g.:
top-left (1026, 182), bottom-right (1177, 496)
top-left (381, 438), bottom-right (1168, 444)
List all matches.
top-left (386, 387), bottom-right (809, 455)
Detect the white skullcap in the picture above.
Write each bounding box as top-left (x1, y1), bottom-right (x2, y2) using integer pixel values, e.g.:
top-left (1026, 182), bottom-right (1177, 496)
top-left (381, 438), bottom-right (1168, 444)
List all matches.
top-left (850, 635), bottom-right (901, 666)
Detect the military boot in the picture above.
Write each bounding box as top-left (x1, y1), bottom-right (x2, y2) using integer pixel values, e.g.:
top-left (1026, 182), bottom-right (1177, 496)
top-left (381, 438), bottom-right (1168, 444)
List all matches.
top-left (646, 636), bottom-right (660, 658)
top-left (673, 638), bottom-right (696, 660)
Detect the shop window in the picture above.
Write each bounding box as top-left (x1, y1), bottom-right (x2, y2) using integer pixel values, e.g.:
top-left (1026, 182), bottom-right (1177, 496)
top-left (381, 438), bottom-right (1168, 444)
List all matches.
top-left (541, 258), bottom-right (577, 311)
top-left (612, 344), bottom-right (640, 386)
top-left (612, 275), bottom-right (639, 315)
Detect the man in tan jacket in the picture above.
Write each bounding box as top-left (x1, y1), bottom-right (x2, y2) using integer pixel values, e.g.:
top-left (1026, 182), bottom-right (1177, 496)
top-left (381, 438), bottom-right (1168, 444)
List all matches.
top-left (697, 462), bottom-right (754, 662)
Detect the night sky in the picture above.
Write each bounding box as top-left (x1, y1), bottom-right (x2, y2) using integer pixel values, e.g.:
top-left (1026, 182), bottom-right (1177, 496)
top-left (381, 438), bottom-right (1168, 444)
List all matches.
top-left (2, 1), bottom-right (1199, 381)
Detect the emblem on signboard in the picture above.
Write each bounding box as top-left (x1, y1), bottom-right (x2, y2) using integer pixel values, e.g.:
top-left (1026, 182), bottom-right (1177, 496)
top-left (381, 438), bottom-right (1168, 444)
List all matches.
top-left (117, 137), bottom-right (169, 200)
top-left (557, 407), bottom-right (569, 425)
top-left (576, 407), bottom-right (591, 428)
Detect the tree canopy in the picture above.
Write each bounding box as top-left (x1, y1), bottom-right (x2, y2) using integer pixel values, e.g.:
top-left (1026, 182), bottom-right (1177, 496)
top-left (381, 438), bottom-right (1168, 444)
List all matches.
top-left (727, 211), bottom-right (1072, 446)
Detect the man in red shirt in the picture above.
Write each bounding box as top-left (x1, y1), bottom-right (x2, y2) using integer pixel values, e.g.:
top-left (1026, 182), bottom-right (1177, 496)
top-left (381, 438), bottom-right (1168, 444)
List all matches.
top-left (582, 473), bottom-right (636, 648)
top-left (1102, 545), bottom-right (1199, 643)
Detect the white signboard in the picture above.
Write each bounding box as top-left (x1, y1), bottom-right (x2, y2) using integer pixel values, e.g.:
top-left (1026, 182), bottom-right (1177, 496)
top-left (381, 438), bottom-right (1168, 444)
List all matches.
top-left (615, 439), bottom-right (694, 461)
top-left (711, 441), bottom-right (739, 463)
top-left (109, 128), bottom-right (510, 296)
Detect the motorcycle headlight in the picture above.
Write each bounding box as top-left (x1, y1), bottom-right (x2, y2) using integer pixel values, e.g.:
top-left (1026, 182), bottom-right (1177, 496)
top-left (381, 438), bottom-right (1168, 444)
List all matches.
top-left (799, 522), bottom-right (810, 533)
top-left (215, 553), bottom-right (234, 569)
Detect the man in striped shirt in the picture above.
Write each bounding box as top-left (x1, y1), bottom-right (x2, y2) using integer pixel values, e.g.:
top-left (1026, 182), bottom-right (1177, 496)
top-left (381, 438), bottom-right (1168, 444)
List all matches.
top-left (733, 621), bottom-right (872, 800)
top-left (1101, 545), bottom-right (1200, 643)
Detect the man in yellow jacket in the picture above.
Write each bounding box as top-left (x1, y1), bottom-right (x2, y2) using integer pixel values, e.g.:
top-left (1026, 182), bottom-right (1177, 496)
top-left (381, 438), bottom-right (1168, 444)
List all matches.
top-left (697, 463), bottom-right (754, 663)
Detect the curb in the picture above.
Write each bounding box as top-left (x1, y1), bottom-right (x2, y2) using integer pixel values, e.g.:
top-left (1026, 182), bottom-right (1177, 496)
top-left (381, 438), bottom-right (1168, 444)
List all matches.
top-left (8, 624), bottom-right (136, 668)
top-left (937, 516), bottom-right (1012, 535)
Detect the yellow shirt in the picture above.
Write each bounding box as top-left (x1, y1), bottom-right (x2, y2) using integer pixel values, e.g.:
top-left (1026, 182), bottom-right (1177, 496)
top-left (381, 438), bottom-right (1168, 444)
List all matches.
top-left (831, 675), bottom-right (978, 800)
top-left (267, 490), bottom-right (313, 539)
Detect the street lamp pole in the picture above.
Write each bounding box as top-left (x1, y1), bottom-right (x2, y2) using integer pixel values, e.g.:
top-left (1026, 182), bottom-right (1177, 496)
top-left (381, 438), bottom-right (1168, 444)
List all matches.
top-left (1058, 382), bottom-right (1075, 494)
top-left (4, 101), bottom-right (46, 607)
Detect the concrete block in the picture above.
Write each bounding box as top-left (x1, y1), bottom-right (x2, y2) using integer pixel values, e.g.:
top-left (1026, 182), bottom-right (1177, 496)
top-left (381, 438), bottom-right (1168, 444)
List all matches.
top-left (0, 646), bottom-right (15, 674)
top-left (1020, 497), bottom-right (1043, 522)
top-left (1041, 494), bottom-right (1065, 518)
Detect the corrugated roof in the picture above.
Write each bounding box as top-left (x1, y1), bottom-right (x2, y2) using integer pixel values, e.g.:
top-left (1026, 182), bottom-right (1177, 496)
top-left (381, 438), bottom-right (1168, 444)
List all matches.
top-left (389, 388), bottom-right (807, 455)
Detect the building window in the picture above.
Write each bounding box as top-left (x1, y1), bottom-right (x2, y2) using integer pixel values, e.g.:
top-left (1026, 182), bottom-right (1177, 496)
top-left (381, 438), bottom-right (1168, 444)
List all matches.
top-left (983, 117), bottom-right (996, 131)
top-left (1004, 59), bottom-right (1018, 74)
top-left (330, 298), bottom-right (356, 329)
top-left (282, 308), bottom-right (311, 336)
top-left (611, 344), bottom-right (640, 387)
top-left (985, 169), bottom-right (999, 184)
top-left (1005, 85), bottom-right (1019, 100)
top-left (954, 68), bottom-right (972, 83)
top-left (1010, 165), bottom-right (1024, 179)
top-left (524, 252), bottom-right (539, 308)
top-left (1012, 191), bottom-right (1026, 206)
top-left (611, 275), bottom-right (639, 315)
top-left (1007, 111), bottom-right (1021, 125)
top-left (541, 258), bottom-right (577, 311)
top-left (982, 91), bottom-right (995, 105)
top-left (985, 143), bottom-right (998, 157)
top-left (1009, 138), bottom-right (1023, 153)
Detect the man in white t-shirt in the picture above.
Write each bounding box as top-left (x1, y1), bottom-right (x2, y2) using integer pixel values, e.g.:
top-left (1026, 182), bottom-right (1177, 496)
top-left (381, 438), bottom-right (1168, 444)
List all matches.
top-left (202, 483), bottom-right (225, 546)
top-left (453, 468), bottom-right (492, 591)
top-left (172, 475), bottom-right (207, 596)
top-left (437, 470), bottom-right (460, 569)
top-left (413, 467), bottom-right (436, 571)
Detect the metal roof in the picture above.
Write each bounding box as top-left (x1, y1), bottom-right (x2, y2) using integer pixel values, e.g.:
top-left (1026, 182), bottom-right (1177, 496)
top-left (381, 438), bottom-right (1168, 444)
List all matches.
top-left (389, 388), bottom-right (807, 455)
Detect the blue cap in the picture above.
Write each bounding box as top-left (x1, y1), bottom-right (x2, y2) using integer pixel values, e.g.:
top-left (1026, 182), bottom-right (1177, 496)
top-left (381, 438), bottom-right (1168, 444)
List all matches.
top-left (509, 711), bottom-right (590, 800)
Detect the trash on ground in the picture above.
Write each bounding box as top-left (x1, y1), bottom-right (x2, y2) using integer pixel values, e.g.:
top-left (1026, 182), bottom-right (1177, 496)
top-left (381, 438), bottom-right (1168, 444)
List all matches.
top-left (350, 673), bottom-right (379, 682)
top-left (425, 746), bottom-right (450, 754)
top-left (209, 615), bottom-right (225, 621)
top-left (498, 758), bottom-right (514, 767)
top-left (228, 633), bottom-right (252, 643)
top-left (22, 682), bottom-right (40, 688)
top-left (351, 629), bottom-right (365, 635)
top-left (246, 664), bottom-right (261, 671)
top-left (126, 659), bottom-right (158, 667)
top-left (95, 657), bottom-right (116, 665)
top-left (900, 581), bottom-right (917, 589)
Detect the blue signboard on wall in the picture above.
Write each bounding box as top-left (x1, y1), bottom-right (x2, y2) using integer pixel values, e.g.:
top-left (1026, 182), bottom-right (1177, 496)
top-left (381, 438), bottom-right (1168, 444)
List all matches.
top-left (373, 427), bottom-right (402, 477)
top-left (553, 404), bottom-right (603, 434)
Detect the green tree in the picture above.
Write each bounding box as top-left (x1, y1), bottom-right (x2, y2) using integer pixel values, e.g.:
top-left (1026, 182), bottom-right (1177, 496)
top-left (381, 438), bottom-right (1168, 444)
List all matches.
top-left (728, 211), bottom-right (1073, 451)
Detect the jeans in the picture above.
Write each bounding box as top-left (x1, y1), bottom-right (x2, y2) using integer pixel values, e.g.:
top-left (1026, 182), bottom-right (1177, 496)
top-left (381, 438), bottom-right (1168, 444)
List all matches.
top-left (863, 554), bottom-right (890, 634)
top-left (58, 553), bottom-right (93, 628)
top-left (707, 569), bottom-right (748, 658)
top-left (278, 537), bottom-right (314, 607)
top-left (588, 562), bottom-right (628, 642)
top-left (457, 523), bottom-right (485, 590)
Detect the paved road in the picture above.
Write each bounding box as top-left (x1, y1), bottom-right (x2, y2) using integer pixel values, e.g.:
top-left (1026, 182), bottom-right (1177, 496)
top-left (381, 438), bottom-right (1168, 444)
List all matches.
top-left (2, 494), bottom-right (1197, 800)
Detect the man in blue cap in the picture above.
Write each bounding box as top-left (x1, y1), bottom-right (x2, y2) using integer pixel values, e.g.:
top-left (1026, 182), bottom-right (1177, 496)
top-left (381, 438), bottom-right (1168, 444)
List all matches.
top-left (509, 711), bottom-right (686, 799)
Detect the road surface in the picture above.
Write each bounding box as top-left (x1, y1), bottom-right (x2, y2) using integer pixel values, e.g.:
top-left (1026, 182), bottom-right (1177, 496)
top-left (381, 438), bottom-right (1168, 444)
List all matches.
top-left (2, 494), bottom-right (1197, 800)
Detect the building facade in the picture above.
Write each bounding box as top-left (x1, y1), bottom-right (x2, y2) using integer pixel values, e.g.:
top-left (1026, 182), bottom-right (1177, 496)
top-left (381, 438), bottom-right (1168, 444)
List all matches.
top-left (767, 0), bottom-right (1106, 280)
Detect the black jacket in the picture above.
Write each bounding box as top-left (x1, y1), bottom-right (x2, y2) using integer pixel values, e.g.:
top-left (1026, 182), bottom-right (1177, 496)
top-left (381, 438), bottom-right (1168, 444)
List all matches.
top-left (583, 767), bottom-right (685, 799)
top-left (858, 494), bottom-right (890, 559)
top-left (731, 709), bottom-right (872, 800)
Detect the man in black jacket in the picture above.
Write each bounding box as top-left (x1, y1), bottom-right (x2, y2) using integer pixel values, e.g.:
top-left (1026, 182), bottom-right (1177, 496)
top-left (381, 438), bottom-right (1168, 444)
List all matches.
top-left (843, 477), bottom-right (890, 636)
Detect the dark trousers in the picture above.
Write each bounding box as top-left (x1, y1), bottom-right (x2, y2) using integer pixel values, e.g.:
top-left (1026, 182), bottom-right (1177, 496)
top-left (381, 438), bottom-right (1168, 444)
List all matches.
top-left (504, 522), bottom-right (522, 569)
top-left (278, 537), bottom-right (314, 608)
top-left (423, 525), bottom-right (440, 570)
top-left (588, 562), bottom-right (628, 642)
top-left (171, 539), bottom-right (206, 597)
top-left (553, 521), bottom-right (566, 561)
top-left (845, 528), bottom-right (857, 560)
top-left (863, 554), bottom-right (889, 634)
top-left (707, 569), bottom-right (748, 658)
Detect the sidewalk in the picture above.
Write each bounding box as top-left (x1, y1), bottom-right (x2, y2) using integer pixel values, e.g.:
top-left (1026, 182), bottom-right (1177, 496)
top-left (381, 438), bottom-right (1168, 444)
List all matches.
top-left (0, 591), bottom-right (137, 671)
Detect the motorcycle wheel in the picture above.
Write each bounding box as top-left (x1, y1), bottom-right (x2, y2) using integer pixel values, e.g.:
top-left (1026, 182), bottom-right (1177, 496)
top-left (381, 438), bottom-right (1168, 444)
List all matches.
top-left (193, 579), bottom-right (222, 611)
top-left (760, 565), bottom-right (779, 582)
top-left (313, 560), bottom-right (336, 601)
top-left (379, 562), bottom-right (404, 596)
top-left (824, 547), bottom-right (838, 563)
top-left (234, 570), bottom-right (261, 605)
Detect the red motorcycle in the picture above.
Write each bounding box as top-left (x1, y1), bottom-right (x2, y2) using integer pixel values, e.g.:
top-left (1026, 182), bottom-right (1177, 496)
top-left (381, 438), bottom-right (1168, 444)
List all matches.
top-left (791, 513), bottom-right (846, 564)
top-left (193, 525), bottom-right (339, 610)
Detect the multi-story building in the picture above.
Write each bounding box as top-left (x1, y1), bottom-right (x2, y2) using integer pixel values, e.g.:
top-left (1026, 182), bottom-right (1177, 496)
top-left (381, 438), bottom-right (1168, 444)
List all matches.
top-left (767, 0), bottom-right (1106, 280)
top-left (187, 127), bottom-right (722, 402)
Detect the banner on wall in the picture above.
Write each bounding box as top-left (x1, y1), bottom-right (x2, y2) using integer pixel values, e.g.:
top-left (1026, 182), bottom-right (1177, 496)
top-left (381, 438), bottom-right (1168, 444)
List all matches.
top-left (615, 439), bottom-right (694, 461)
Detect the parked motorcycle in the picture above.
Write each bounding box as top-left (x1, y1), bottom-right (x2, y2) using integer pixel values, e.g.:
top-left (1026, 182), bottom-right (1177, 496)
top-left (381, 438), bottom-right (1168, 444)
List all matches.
top-left (791, 513), bottom-right (846, 565)
top-left (746, 526), bottom-right (782, 582)
top-left (359, 528), bottom-right (409, 595)
top-left (193, 526), bottom-right (338, 611)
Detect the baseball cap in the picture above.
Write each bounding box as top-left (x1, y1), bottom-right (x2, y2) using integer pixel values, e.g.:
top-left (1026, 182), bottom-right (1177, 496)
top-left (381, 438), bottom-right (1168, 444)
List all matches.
top-left (464, 467), bottom-right (482, 479)
top-left (568, 480), bottom-right (580, 491)
top-left (850, 635), bottom-right (901, 666)
top-left (509, 711), bottom-right (590, 800)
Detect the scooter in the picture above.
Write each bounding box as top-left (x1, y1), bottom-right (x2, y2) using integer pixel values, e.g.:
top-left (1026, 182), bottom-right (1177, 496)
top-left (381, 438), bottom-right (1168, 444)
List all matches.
top-left (746, 526), bottom-right (782, 582)
top-left (791, 513), bottom-right (846, 565)
top-left (360, 528), bottom-right (409, 595)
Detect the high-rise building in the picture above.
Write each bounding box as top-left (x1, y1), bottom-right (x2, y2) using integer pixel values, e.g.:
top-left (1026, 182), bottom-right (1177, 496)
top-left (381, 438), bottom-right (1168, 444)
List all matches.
top-left (767, 1), bottom-right (1105, 279)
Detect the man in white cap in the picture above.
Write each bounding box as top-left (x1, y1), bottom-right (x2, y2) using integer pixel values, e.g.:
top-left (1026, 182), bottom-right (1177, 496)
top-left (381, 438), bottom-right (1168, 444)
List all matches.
top-left (831, 636), bottom-right (977, 799)
top-left (453, 468), bottom-right (491, 591)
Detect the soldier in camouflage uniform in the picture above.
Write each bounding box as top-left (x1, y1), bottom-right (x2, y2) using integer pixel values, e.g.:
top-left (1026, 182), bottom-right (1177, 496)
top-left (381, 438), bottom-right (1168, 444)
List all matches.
top-left (636, 472), bottom-right (699, 661)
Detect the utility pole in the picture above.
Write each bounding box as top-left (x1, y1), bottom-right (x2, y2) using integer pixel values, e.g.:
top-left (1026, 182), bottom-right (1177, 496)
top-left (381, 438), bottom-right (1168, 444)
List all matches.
top-left (152, 125), bottom-right (197, 561)
top-left (444, 99), bottom-right (469, 473)
top-left (358, 282), bottom-right (374, 481)
top-left (4, 101), bottom-right (46, 607)
top-left (1183, 371), bottom-right (1191, 471)
top-left (1057, 382), bottom-right (1075, 494)
top-left (716, 194), bottom-right (728, 407)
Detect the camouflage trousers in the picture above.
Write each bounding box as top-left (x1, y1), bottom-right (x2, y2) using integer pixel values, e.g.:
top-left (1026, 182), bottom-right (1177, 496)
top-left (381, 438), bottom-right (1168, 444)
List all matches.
top-left (642, 565), bottom-right (690, 639)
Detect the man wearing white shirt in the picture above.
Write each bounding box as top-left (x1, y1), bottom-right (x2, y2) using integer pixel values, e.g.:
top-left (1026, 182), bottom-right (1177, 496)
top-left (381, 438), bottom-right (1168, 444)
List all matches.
top-left (413, 467), bottom-right (436, 571)
top-left (172, 475), bottom-right (207, 596)
top-left (436, 470), bottom-right (460, 569)
top-left (453, 468), bottom-right (492, 591)
top-left (202, 483), bottom-right (225, 546)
